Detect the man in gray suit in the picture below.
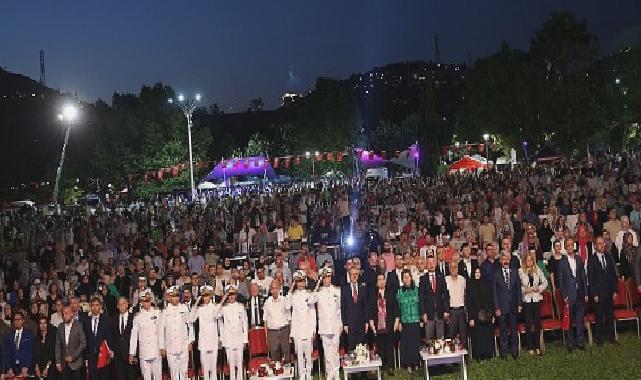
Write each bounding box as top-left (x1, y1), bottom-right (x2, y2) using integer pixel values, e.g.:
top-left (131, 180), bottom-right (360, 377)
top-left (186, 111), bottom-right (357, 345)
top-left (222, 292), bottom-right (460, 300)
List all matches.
top-left (55, 304), bottom-right (87, 380)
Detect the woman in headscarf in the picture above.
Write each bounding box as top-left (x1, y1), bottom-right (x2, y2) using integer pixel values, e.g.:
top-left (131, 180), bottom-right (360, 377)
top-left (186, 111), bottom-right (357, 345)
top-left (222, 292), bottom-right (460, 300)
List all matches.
top-left (466, 267), bottom-right (495, 360)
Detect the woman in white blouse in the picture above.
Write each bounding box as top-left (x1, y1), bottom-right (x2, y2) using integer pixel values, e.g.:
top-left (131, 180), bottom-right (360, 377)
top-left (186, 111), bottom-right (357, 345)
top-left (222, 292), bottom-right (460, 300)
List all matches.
top-left (519, 252), bottom-right (548, 355)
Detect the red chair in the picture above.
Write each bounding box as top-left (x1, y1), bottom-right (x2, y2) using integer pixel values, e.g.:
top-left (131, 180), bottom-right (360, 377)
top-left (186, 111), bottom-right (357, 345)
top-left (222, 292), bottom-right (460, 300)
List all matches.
top-left (248, 328), bottom-right (270, 374)
top-left (539, 290), bottom-right (564, 352)
top-left (626, 279), bottom-right (641, 313)
top-left (613, 279), bottom-right (640, 340)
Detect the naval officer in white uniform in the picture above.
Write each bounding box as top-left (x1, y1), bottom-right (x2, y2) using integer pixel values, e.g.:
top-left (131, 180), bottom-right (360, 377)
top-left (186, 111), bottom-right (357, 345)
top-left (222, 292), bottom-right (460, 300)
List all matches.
top-left (310, 267), bottom-right (342, 380)
top-left (220, 285), bottom-right (248, 380)
top-left (160, 286), bottom-right (193, 380)
top-left (286, 270), bottom-right (317, 380)
top-left (129, 289), bottom-right (163, 380)
top-left (191, 285), bottom-right (224, 380)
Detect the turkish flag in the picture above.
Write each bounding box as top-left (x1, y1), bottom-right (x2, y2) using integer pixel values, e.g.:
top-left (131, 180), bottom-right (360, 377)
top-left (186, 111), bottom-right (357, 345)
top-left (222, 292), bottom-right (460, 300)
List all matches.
top-left (97, 340), bottom-right (111, 368)
top-left (284, 157), bottom-right (291, 168)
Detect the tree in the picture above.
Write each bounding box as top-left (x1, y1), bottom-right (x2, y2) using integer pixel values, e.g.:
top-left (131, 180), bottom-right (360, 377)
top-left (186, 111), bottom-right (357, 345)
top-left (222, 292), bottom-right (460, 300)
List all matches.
top-left (245, 132), bottom-right (272, 156)
top-left (292, 78), bottom-right (360, 152)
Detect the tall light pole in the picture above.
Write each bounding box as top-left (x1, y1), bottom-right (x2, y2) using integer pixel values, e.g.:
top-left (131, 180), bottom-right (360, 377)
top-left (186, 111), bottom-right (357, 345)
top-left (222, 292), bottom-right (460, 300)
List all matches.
top-left (53, 104), bottom-right (79, 207)
top-left (482, 133), bottom-right (490, 166)
top-left (168, 93), bottom-right (201, 201)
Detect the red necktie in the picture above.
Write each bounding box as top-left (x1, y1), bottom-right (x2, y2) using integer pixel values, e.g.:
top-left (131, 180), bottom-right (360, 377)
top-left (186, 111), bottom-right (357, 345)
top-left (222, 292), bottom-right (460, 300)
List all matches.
top-left (431, 274), bottom-right (436, 292)
top-left (352, 283), bottom-right (358, 303)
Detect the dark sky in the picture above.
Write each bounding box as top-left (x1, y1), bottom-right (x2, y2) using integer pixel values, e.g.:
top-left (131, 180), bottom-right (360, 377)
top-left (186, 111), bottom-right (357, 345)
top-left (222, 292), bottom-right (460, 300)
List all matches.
top-left (2, 0), bottom-right (640, 110)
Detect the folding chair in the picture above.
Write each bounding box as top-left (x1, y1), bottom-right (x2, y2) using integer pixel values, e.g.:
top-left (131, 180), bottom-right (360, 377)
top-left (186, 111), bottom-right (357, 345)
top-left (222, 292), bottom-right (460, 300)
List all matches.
top-left (613, 279), bottom-right (640, 340)
top-left (538, 289), bottom-right (564, 352)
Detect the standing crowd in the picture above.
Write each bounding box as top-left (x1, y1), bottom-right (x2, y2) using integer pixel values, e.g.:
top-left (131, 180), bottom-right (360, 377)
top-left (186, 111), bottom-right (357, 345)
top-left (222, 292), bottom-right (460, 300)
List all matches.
top-left (0, 151), bottom-right (640, 379)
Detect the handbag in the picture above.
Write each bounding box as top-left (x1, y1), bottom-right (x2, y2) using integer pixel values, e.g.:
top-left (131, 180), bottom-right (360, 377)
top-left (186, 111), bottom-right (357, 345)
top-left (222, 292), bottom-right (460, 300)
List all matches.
top-left (477, 309), bottom-right (490, 322)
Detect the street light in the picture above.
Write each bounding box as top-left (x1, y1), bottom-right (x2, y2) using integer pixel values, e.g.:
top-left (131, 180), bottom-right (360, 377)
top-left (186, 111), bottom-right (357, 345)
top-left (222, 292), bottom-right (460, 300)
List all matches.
top-left (53, 103), bottom-right (80, 206)
top-left (168, 93), bottom-right (202, 202)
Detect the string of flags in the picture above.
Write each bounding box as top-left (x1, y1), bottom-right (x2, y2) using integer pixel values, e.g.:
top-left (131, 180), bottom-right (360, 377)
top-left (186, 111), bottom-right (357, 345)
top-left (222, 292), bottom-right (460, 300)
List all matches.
top-left (17, 147), bottom-right (418, 190)
top-left (441, 142), bottom-right (499, 158)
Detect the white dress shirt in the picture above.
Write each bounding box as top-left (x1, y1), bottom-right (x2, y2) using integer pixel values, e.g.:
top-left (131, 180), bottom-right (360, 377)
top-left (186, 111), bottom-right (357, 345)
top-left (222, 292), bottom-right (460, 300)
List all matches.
top-left (64, 323), bottom-right (73, 345)
top-left (567, 255), bottom-right (577, 277)
top-left (119, 312), bottom-right (129, 334)
top-left (445, 275), bottom-right (466, 308)
top-left (263, 296), bottom-right (290, 330)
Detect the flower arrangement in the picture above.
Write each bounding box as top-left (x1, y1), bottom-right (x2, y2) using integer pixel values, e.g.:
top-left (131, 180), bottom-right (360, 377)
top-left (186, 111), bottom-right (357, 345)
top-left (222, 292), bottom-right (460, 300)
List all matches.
top-left (353, 343), bottom-right (370, 364)
top-left (255, 361), bottom-right (286, 377)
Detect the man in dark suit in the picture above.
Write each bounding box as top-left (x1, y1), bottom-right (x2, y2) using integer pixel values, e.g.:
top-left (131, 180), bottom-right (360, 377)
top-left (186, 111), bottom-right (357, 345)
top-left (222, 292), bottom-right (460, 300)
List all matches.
top-left (588, 236), bottom-right (618, 345)
top-left (385, 254), bottom-right (404, 295)
top-left (419, 256), bottom-right (450, 341)
top-left (3, 311), bottom-right (33, 377)
top-left (493, 252), bottom-right (522, 359)
top-left (83, 295), bottom-right (113, 380)
top-left (362, 251), bottom-right (379, 296)
top-left (436, 247), bottom-right (450, 276)
top-left (246, 283), bottom-right (266, 328)
top-left (112, 297), bottom-right (135, 380)
top-left (56, 304), bottom-right (87, 380)
top-left (458, 244), bottom-right (479, 279)
top-left (558, 238), bottom-right (589, 352)
top-left (481, 243), bottom-right (501, 286)
top-left (367, 274), bottom-right (397, 375)
top-left (341, 267), bottom-right (368, 350)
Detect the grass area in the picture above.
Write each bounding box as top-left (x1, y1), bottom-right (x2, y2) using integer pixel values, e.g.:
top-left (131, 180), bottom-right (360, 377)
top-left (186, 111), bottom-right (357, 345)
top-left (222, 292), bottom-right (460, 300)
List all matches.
top-left (333, 331), bottom-right (641, 379)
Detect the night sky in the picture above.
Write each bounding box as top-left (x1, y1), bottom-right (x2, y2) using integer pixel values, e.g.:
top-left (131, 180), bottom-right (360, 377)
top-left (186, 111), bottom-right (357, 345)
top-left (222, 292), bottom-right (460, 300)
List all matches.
top-left (2, 0), bottom-right (640, 110)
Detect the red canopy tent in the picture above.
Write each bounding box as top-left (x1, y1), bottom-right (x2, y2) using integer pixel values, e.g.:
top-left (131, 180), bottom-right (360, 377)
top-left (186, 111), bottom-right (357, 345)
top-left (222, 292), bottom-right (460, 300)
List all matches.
top-left (449, 155), bottom-right (487, 172)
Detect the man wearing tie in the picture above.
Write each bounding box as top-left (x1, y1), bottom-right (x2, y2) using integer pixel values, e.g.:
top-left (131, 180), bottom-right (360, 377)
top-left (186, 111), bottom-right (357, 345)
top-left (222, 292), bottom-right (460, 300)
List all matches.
top-left (458, 244), bottom-right (478, 279)
top-left (385, 254), bottom-right (404, 295)
top-left (4, 311), bottom-right (33, 377)
top-left (341, 267), bottom-right (368, 350)
top-left (112, 297), bottom-right (135, 380)
top-left (493, 252), bottom-right (522, 359)
top-left (55, 305), bottom-right (87, 380)
top-left (588, 236), bottom-right (618, 345)
top-left (83, 295), bottom-right (113, 380)
top-left (558, 238), bottom-right (589, 352)
top-left (246, 283), bottom-right (265, 328)
top-left (419, 256), bottom-right (449, 341)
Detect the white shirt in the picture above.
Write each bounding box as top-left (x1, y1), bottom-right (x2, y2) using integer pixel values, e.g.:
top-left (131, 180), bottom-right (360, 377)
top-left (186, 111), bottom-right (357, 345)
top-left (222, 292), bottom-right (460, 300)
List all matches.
top-left (445, 276), bottom-right (466, 308)
top-left (91, 315), bottom-right (100, 335)
top-left (64, 323), bottom-right (72, 346)
top-left (119, 312), bottom-right (129, 334)
top-left (14, 328), bottom-right (23, 350)
top-left (249, 296), bottom-right (263, 326)
top-left (567, 255), bottom-right (577, 277)
top-left (263, 296), bottom-right (290, 330)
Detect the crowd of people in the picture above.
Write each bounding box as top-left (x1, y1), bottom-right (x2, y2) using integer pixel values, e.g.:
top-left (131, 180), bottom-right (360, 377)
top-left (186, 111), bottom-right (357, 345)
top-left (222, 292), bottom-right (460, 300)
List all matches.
top-left (0, 150), bottom-right (640, 379)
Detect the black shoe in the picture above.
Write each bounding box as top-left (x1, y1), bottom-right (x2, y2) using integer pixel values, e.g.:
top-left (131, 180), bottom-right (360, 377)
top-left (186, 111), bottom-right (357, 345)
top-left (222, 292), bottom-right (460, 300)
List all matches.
top-left (567, 346), bottom-right (574, 353)
top-left (511, 353), bottom-right (518, 360)
top-left (578, 344), bottom-right (586, 351)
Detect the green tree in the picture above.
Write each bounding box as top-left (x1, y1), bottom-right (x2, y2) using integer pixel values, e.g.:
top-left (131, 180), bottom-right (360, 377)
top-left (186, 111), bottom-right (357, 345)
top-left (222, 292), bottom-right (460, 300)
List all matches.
top-left (245, 132), bottom-right (272, 157)
top-left (292, 78), bottom-right (360, 152)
